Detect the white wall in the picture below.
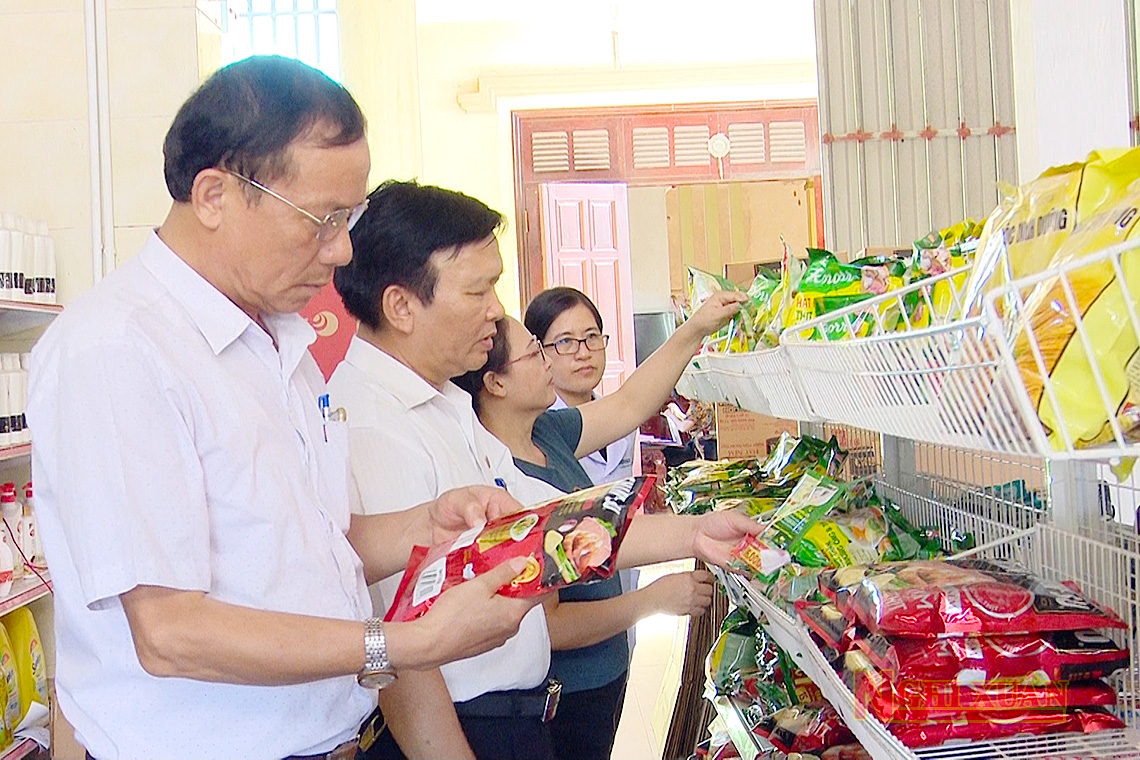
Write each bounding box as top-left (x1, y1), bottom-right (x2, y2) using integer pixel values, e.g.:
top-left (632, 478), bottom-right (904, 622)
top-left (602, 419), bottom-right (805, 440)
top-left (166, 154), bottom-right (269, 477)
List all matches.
top-left (626, 186), bottom-right (672, 313)
top-left (1011, 0), bottom-right (1132, 179)
top-left (0, 0), bottom-right (214, 305)
top-left (408, 0), bottom-right (818, 314)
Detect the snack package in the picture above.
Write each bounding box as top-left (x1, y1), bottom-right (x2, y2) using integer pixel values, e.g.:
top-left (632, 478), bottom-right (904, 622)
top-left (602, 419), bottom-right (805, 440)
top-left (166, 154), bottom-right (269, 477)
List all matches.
top-left (826, 559), bottom-right (1126, 638)
top-left (706, 608), bottom-right (760, 697)
top-left (727, 534), bottom-right (791, 583)
top-left (796, 600), bottom-right (856, 655)
top-left (821, 745), bottom-right (873, 760)
top-left (889, 707), bottom-right (1125, 748)
top-left (911, 219), bottom-right (980, 321)
top-left (785, 249), bottom-right (908, 340)
top-left (385, 477), bottom-right (653, 622)
top-left (963, 147), bottom-right (1140, 318)
top-left (847, 653), bottom-right (1117, 723)
top-left (853, 629), bottom-right (1129, 685)
top-left (1010, 177), bottom-right (1140, 449)
top-left (761, 704), bottom-right (855, 754)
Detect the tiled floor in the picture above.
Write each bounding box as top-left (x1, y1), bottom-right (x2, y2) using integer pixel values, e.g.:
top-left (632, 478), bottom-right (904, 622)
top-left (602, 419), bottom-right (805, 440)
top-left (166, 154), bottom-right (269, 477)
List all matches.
top-left (611, 560), bottom-right (696, 760)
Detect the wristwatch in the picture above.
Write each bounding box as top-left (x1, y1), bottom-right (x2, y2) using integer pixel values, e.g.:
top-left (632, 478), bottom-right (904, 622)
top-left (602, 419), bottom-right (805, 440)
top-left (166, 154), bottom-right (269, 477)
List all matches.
top-left (357, 617), bottom-right (397, 689)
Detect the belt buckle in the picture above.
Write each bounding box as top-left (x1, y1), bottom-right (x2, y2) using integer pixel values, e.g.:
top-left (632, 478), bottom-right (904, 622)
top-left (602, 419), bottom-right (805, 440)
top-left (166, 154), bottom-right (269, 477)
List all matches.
top-left (542, 679), bottom-right (562, 723)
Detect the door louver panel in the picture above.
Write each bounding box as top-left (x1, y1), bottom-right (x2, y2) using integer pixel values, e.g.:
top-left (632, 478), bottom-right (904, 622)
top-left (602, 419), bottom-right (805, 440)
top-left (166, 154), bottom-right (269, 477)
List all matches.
top-left (531, 131), bottom-right (570, 173)
top-left (726, 123), bottom-right (766, 163)
top-left (571, 129), bottom-right (611, 170)
top-left (673, 125), bottom-right (712, 167)
top-left (768, 121), bottom-right (807, 163)
top-left (631, 126), bottom-right (670, 168)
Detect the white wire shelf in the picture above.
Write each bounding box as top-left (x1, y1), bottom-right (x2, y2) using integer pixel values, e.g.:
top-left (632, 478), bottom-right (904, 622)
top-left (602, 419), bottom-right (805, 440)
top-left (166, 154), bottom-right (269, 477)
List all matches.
top-left (692, 347), bottom-right (818, 421)
top-left (725, 571), bottom-right (1140, 760)
top-left (707, 690), bottom-right (765, 760)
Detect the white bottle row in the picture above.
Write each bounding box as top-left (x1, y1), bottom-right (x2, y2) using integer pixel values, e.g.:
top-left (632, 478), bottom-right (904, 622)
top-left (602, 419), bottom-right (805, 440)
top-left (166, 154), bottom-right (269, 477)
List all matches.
top-left (0, 355), bottom-right (29, 450)
top-left (0, 214), bottom-right (56, 305)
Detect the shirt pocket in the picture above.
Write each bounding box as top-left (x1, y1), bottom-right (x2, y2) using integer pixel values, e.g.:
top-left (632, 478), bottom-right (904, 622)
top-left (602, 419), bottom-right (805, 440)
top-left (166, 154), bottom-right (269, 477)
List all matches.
top-left (315, 418), bottom-right (352, 526)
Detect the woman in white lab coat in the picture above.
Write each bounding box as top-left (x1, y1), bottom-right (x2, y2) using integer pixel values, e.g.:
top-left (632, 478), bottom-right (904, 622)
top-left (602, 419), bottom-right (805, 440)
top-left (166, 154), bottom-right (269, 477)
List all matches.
top-left (525, 288), bottom-right (636, 484)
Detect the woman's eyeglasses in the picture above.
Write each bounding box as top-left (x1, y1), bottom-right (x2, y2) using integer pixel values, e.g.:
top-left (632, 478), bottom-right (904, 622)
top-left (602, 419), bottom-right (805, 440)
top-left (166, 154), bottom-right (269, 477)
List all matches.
top-left (507, 339), bottom-right (547, 365)
top-left (544, 334), bottom-right (609, 356)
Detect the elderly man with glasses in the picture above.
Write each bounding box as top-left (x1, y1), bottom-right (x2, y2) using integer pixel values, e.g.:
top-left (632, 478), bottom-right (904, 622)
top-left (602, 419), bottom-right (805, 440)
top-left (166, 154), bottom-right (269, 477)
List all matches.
top-left (26, 56), bottom-right (541, 760)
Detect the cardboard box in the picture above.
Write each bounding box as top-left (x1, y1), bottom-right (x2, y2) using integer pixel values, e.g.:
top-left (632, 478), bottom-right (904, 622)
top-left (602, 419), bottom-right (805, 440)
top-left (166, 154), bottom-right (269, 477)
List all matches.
top-left (714, 404), bottom-right (798, 459)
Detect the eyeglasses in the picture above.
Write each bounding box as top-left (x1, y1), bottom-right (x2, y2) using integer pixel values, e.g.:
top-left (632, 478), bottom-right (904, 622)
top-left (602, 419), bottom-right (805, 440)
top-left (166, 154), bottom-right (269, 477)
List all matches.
top-left (507, 339), bottom-right (547, 365)
top-left (227, 171), bottom-right (369, 244)
top-left (544, 334), bottom-right (609, 356)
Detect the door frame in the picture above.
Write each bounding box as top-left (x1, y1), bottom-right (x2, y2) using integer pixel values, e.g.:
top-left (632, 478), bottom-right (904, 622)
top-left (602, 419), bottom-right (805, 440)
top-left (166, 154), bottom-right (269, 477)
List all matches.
top-left (512, 100), bottom-right (824, 305)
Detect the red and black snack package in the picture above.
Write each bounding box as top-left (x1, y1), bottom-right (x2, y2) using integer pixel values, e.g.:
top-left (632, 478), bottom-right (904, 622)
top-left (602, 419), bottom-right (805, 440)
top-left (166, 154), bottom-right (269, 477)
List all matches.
top-left (386, 477), bottom-right (653, 622)
top-left (838, 559), bottom-right (1125, 637)
top-left (848, 664), bottom-right (1116, 723)
top-left (889, 707), bottom-right (1125, 748)
top-left (854, 629), bottom-right (1129, 685)
top-left (796, 600), bottom-right (858, 654)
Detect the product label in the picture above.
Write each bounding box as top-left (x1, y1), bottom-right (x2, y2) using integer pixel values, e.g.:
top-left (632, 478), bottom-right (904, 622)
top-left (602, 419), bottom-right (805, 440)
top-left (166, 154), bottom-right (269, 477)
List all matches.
top-left (411, 555), bottom-right (447, 608)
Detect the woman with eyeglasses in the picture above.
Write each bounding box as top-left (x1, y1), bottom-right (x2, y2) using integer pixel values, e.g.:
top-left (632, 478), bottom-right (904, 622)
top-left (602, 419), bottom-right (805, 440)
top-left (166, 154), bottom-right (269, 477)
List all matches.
top-left (453, 288), bottom-right (744, 760)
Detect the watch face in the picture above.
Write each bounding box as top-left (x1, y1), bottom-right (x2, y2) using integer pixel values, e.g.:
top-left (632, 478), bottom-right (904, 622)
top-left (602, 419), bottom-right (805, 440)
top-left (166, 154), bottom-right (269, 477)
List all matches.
top-left (358, 670), bottom-right (397, 690)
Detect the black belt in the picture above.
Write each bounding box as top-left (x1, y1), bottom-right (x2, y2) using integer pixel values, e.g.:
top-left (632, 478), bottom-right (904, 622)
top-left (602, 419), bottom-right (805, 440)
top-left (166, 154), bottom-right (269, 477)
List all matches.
top-left (453, 679), bottom-right (562, 722)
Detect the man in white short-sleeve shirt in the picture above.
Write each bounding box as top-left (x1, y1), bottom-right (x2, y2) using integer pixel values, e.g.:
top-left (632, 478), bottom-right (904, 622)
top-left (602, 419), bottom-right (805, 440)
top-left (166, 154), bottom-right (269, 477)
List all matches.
top-left (327, 181), bottom-right (765, 760)
top-left (26, 57), bottom-right (538, 760)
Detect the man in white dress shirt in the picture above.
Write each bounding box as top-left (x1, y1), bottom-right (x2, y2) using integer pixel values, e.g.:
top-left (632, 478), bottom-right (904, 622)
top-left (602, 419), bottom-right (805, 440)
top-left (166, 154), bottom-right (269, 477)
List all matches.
top-left (328, 181), bottom-right (763, 760)
top-left (26, 57), bottom-right (539, 760)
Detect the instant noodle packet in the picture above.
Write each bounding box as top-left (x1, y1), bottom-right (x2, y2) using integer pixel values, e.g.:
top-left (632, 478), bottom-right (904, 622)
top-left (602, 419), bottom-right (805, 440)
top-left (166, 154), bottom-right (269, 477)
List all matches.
top-left (888, 707), bottom-right (1124, 748)
top-left (829, 559), bottom-right (1126, 638)
top-left (853, 629), bottom-right (1129, 685)
top-left (385, 477), bottom-right (653, 622)
top-left (845, 650), bottom-right (1116, 723)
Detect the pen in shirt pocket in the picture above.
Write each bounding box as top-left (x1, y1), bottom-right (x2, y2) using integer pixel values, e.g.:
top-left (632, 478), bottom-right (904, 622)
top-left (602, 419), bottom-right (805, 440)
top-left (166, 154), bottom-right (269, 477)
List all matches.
top-left (494, 478), bottom-right (507, 489)
top-left (318, 394), bottom-right (330, 442)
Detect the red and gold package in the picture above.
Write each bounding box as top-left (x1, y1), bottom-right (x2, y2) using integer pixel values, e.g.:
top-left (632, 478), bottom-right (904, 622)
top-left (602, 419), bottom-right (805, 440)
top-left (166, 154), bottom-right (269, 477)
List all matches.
top-left (847, 662), bottom-right (1116, 723)
top-left (385, 477), bottom-right (653, 622)
top-left (889, 707), bottom-right (1125, 748)
top-left (854, 630), bottom-right (1129, 685)
top-left (762, 704), bottom-right (855, 754)
top-left (822, 559), bottom-right (1125, 637)
top-left (821, 745), bottom-right (872, 760)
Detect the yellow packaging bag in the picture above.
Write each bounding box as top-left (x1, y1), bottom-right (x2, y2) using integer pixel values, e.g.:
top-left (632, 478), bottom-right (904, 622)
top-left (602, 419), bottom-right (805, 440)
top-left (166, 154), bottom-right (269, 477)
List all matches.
top-left (964, 147), bottom-right (1140, 318)
top-left (1014, 178), bottom-right (1140, 449)
top-left (1, 608), bottom-right (47, 724)
top-left (963, 164), bottom-right (1082, 317)
top-left (0, 624), bottom-right (21, 748)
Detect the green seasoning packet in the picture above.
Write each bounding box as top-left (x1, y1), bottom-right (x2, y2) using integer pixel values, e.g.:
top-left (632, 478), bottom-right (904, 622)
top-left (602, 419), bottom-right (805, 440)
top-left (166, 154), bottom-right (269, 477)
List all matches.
top-left (759, 471), bottom-right (852, 567)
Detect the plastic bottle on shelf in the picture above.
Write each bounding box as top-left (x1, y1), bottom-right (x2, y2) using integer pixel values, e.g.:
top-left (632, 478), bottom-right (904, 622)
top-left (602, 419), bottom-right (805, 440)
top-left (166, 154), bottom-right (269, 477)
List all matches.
top-left (15, 367), bottom-right (27, 446)
top-left (28, 223), bottom-right (44, 303)
top-left (0, 227), bottom-right (11, 301)
top-left (43, 234), bottom-right (56, 305)
top-left (0, 488), bottom-right (20, 582)
top-left (1, 608), bottom-right (46, 724)
top-left (1, 357), bottom-right (24, 447)
top-left (16, 502), bottom-right (38, 573)
top-left (7, 218), bottom-right (23, 304)
top-left (0, 381), bottom-right (11, 450)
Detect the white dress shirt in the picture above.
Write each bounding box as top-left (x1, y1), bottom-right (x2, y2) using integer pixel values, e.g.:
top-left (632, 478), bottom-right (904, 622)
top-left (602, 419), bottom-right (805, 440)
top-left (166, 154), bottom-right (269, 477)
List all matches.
top-left (27, 233), bottom-right (375, 760)
top-left (328, 337), bottom-right (560, 703)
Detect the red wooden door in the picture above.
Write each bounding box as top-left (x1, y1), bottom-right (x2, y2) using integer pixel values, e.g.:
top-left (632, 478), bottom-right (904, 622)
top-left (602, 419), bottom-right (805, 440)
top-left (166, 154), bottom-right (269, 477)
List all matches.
top-left (539, 182), bottom-right (636, 395)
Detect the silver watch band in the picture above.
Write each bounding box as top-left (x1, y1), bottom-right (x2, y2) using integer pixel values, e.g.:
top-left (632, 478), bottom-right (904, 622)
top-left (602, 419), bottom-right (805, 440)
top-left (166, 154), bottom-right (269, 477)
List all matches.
top-left (363, 617), bottom-right (390, 672)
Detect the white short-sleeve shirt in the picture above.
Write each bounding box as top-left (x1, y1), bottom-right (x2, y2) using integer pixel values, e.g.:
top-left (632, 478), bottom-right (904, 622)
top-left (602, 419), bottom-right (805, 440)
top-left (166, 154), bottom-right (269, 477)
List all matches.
top-left (328, 337), bottom-right (561, 703)
top-left (26, 233), bottom-right (375, 760)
